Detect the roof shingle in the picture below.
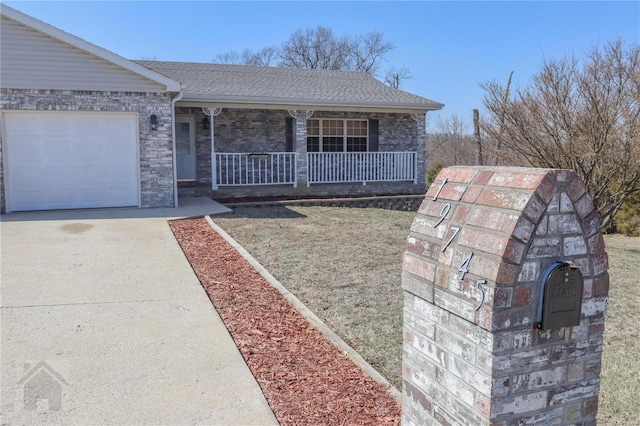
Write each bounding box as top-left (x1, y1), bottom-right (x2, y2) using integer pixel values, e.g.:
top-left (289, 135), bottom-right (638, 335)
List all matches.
top-left (136, 61), bottom-right (443, 111)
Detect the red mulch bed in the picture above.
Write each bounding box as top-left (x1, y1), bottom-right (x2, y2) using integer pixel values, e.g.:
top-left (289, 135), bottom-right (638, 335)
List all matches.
top-left (169, 217), bottom-right (401, 425)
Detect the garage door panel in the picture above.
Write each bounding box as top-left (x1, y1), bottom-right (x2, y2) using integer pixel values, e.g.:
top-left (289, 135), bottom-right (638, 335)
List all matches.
top-left (76, 190), bottom-right (105, 205)
top-left (47, 190), bottom-right (75, 209)
top-left (10, 164), bottom-right (41, 182)
top-left (40, 114), bottom-right (70, 127)
top-left (46, 145), bottom-right (73, 159)
top-left (75, 117), bottom-right (97, 132)
top-left (5, 112), bottom-right (140, 212)
top-left (15, 190), bottom-right (45, 210)
top-left (110, 139), bottom-right (135, 153)
top-left (8, 137), bottom-right (41, 161)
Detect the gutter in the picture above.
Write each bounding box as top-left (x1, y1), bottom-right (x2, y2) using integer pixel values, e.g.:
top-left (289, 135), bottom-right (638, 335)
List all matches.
top-left (179, 93), bottom-right (445, 112)
top-left (170, 90), bottom-right (184, 208)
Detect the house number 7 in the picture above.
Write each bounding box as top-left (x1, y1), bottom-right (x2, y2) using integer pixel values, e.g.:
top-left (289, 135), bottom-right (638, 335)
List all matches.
top-left (441, 226), bottom-right (460, 252)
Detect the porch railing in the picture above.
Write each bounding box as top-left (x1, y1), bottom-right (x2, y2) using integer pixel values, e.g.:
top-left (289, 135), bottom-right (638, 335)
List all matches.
top-left (216, 152), bottom-right (297, 186)
top-left (307, 151), bottom-right (417, 185)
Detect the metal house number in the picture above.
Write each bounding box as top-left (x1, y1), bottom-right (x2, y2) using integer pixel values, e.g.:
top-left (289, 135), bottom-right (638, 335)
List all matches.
top-left (431, 179), bottom-right (486, 311)
top-left (432, 178), bottom-right (447, 201)
top-left (432, 203), bottom-right (451, 228)
top-left (442, 227), bottom-right (461, 252)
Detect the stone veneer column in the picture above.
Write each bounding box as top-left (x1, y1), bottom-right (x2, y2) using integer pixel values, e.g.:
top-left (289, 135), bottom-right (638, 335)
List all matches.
top-left (402, 166), bottom-right (609, 425)
top-left (292, 110), bottom-right (310, 187)
top-left (413, 113), bottom-right (427, 189)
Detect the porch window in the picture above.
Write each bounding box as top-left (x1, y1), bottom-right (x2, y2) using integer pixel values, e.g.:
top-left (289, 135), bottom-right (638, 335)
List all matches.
top-left (307, 119), bottom-right (368, 152)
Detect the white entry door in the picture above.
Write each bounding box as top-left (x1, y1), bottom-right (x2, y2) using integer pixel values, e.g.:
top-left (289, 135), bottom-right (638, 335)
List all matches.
top-left (3, 111), bottom-right (139, 212)
top-left (176, 116), bottom-right (196, 181)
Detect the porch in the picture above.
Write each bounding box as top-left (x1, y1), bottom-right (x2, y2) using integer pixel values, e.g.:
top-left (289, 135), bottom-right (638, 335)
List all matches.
top-left (214, 151), bottom-right (417, 188)
top-left (173, 106), bottom-right (428, 201)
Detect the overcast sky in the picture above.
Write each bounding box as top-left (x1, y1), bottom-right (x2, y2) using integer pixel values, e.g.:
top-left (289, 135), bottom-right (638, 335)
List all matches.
top-left (5, 1), bottom-right (639, 130)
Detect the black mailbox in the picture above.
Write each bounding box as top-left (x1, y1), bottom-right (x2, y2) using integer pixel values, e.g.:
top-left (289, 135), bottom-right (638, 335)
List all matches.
top-left (536, 261), bottom-right (584, 330)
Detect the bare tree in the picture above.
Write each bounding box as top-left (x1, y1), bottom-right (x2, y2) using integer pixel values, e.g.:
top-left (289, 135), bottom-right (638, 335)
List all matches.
top-left (428, 113), bottom-right (476, 167)
top-left (245, 47), bottom-right (279, 66)
top-left (279, 26), bottom-right (351, 70)
top-left (348, 30), bottom-right (394, 74)
top-left (473, 109), bottom-right (483, 165)
top-left (481, 39), bottom-right (640, 230)
top-left (279, 26), bottom-right (408, 87)
top-left (215, 50), bottom-right (242, 64)
top-left (215, 25), bottom-right (410, 88)
top-left (492, 71), bottom-right (513, 166)
top-left (384, 67), bottom-right (412, 89)
top-left (215, 47), bottom-right (278, 66)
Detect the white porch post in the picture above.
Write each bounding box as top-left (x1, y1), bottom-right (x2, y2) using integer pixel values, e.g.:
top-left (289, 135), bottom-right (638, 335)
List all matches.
top-left (204, 107), bottom-right (222, 190)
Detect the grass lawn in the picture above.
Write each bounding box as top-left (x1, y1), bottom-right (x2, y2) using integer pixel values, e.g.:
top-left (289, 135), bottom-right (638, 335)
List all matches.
top-left (212, 205), bottom-right (639, 425)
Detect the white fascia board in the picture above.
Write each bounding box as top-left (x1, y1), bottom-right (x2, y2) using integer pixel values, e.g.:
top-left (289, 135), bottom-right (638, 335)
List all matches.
top-left (1, 5), bottom-right (183, 92)
top-left (180, 94), bottom-right (445, 112)
top-left (178, 101), bottom-right (430, 115)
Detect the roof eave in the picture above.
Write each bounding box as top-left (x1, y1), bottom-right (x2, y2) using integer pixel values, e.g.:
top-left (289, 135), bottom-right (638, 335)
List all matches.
top-left (180, 93), bottom-right (444, 113)
top-left (1, 5), bottom-right (183, 92)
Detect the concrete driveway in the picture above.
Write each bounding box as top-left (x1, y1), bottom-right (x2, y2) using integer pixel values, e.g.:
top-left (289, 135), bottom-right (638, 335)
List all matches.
top-left (0, 198), bottom-right (278, 425)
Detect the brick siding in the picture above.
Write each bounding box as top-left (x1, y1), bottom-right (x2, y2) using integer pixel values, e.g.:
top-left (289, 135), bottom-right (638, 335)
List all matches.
top-left (175, 107), bottom-right (427, 196)
top-left (180, 181), bottom-right (426, 200)
top-left (402, 166), bottom-right (608, 425)
top-left (0, 89), bottom-right (175, 211)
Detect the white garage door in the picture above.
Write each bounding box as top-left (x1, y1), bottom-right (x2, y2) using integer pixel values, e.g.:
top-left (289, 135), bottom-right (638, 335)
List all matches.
top-left (4, 111), bottom-right (139, 212)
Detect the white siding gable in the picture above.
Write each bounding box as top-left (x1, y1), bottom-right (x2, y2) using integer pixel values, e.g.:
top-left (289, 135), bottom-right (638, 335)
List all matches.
top-left (1, 16), bottom-right (167, 92)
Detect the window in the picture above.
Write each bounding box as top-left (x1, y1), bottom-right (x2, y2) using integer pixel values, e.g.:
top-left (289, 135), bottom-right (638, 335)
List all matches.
top-left (307, 119), bottom-right (320, 152)
top-left (347, 120), bottom-right (368, 152)
top-left (307, 119), bottom-right (368, 152)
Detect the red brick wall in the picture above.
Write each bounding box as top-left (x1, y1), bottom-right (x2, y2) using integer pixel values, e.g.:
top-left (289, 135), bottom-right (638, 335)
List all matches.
top-left (402, 166), bottom-right (608, 425)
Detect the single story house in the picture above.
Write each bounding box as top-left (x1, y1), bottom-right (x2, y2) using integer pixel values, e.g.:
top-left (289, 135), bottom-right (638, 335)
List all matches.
top-left (0, 5), bottom-right (443, 213)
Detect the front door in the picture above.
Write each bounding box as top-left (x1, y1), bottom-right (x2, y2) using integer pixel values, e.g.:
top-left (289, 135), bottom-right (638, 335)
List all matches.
top-left (176, 116), bottom-right (196, 181)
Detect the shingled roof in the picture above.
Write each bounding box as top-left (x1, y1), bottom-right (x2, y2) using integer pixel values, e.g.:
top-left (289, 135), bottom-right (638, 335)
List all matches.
top-left (136, 61), bottom-right (443, 112)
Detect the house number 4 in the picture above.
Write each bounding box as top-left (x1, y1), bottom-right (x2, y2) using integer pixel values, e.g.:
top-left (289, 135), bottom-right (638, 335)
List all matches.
top-left (458, 251), bottom-right (486, 311)
top-left (458, 252), bottom-right (474, 280)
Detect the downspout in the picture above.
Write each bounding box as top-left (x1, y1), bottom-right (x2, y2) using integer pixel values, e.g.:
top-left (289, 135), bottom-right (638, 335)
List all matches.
top-left (171, 90), bottom-right (184, 208)
top-left (0, 110), bottom-right (8, 214)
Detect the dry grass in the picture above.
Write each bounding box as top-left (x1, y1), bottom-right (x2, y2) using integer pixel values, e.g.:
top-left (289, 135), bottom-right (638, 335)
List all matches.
top-left (214, 206), bottom-right (415, 389)
top-left (598, 235), bottom-right (640, 425)
top-left (212, 205), bottom-right (639, 423)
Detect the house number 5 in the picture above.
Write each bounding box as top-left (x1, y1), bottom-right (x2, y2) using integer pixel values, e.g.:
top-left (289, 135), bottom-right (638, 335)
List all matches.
top-left (475, 279), bottom-right (487, 311)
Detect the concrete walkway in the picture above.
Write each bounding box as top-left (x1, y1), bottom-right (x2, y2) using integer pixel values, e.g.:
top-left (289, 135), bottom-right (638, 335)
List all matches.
top-left (0, 198), bottom-right (279, 425)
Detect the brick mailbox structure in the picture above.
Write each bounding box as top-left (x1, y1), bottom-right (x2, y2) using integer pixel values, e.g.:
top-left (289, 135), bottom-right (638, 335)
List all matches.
top-left (402, 166), bottom-right (609, 425)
